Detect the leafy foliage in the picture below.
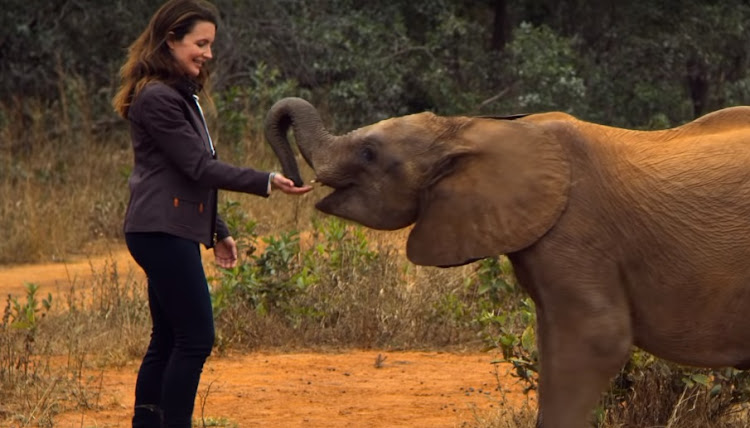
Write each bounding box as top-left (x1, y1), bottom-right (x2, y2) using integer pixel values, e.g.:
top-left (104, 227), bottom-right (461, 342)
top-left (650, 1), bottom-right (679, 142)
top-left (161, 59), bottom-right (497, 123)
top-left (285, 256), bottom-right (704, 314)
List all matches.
top-left (1, 283), bottom-right (52, 383)
top-left (597, 350), bottom-right (750, 427)
top-left (503, 23), bottom-right (586, 115)
top-left (5, 0), bottom-right (750, 143)
top-left (471, 257), bottom-right (539, 392)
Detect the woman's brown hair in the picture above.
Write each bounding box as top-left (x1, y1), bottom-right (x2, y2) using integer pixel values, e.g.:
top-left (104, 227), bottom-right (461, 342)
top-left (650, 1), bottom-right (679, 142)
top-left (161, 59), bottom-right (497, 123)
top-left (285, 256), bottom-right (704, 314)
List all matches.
top-left (112, 0), bottom-right (219, 119)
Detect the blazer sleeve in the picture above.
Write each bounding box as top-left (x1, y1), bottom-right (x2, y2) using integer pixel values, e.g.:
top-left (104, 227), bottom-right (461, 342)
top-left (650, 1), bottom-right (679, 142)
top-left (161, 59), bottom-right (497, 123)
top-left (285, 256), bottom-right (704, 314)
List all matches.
top-left (137, 87), bottom-right (271, 196)
top-left (215, 213), bottom-right (231, 242)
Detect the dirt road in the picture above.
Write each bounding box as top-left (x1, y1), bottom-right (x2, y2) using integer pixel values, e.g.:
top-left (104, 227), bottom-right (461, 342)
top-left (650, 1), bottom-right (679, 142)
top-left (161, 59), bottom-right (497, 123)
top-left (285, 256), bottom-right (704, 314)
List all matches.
top-left (1, 247), bottom-right (533, 427)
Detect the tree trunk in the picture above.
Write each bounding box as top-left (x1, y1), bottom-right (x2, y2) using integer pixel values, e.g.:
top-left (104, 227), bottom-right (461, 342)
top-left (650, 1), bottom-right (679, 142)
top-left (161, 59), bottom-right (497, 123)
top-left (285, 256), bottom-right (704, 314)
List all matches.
top-left (687, 58), bottom-right (709, 118)
top-left (491, 0), bottom-right (509, 51)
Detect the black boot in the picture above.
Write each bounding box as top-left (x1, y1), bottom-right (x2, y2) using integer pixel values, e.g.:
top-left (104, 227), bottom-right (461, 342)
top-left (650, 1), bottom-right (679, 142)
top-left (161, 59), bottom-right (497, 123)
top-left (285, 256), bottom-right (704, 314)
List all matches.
top-left (132, 404), bottom-right (162, 428)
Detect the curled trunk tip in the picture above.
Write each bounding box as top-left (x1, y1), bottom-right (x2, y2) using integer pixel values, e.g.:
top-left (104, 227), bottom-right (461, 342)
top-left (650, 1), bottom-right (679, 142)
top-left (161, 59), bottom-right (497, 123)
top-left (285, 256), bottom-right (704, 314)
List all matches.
top-left (264, 97), bottom-right (327, 187)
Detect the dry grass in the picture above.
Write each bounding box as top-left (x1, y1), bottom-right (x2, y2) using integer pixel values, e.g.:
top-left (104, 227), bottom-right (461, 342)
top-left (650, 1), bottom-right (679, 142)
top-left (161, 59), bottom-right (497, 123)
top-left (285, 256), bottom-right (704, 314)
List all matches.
top-left (1, 259), bottom-right (148, 426)
top-left (0, 72), bottom-right (317, 265)
top-left (0, 142), bottom-right (130, 264)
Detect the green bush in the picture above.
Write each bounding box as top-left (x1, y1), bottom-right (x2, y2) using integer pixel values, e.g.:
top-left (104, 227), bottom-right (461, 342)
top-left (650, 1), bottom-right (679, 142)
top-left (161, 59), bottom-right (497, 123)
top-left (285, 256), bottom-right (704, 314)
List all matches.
top-left (598, 350), bottom-right (750, 427)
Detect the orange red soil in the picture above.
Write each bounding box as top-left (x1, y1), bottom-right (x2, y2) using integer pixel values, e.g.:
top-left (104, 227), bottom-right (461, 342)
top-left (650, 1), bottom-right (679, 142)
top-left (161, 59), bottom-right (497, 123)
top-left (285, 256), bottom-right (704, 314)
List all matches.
top-left (1, 246), bottom-right (533, 427)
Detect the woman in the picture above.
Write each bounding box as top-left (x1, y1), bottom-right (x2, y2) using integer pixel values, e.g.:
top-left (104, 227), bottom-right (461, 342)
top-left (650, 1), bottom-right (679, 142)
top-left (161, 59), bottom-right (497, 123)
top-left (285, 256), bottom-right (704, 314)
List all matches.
top-left (112, 1), bottom-right (311, 426)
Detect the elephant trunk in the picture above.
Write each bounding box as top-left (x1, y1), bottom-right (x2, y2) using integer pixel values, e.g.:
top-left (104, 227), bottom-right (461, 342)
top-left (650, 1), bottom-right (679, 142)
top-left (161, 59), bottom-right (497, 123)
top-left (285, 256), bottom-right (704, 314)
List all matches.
top-left (264, 97), bottom-right (333, 187)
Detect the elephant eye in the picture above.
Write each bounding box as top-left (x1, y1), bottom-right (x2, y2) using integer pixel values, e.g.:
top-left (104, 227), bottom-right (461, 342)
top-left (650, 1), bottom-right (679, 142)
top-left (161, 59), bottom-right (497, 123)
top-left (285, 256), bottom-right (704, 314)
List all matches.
top-left (360, 146), bottom-right (376, 163)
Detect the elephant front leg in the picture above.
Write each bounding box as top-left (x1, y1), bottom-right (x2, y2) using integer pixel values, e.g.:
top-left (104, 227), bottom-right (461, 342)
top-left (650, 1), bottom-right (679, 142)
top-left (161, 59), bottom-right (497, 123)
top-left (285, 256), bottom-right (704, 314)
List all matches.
top-left (534, 306), bottom-right (632, 428)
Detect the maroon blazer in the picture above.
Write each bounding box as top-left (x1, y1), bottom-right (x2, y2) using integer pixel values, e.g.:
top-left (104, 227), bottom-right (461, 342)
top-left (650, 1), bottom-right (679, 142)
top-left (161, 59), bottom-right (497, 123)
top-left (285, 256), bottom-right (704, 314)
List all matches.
top-left (123, 79), bottom-right (270, 247)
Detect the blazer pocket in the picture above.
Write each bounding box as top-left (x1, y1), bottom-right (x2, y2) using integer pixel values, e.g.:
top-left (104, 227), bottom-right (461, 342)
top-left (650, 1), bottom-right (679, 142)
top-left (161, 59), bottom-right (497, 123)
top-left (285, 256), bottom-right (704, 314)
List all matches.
top-left (169, 196), bottom-right (206, 226)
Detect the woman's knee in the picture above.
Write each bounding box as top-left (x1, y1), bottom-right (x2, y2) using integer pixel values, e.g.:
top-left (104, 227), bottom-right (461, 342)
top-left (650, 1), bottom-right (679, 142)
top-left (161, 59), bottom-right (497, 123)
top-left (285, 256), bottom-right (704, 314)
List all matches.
top-left (178, 326), bottom-right (214, 357)
top-left (198, 327), bottom-right (215, 355)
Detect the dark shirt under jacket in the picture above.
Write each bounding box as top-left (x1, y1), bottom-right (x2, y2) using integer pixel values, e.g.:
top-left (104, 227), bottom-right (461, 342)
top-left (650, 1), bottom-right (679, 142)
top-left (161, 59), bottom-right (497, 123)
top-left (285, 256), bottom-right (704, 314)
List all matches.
top-left (124, 78), bottom-right (270, 248)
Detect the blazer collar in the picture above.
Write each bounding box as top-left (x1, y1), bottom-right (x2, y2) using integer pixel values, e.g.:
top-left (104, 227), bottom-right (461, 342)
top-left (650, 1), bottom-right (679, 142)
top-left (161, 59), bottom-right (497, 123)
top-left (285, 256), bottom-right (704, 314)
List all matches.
top-left (173, 77), bottom-right (203, 99)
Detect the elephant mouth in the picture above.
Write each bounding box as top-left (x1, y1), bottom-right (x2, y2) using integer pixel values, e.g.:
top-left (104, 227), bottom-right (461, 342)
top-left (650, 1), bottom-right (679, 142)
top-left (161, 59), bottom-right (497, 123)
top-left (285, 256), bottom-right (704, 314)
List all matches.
top-left (313, 177), bottom-right (355, 214)
top-left (313, 173), bottom-right (354, 192)
top-left (313, 174), bottom-right (412, 231)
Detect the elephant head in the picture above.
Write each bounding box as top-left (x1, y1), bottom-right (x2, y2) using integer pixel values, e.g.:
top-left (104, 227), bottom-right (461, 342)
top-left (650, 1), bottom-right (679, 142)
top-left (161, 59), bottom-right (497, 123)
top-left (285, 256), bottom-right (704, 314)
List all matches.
top-left (264, 97), bottom-right (571, 267)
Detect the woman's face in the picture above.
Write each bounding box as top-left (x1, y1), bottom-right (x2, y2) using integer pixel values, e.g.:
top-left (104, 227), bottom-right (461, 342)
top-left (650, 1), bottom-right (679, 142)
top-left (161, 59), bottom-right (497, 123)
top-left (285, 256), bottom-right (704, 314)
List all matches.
top-left (167, 20), bottom-right (215, 78)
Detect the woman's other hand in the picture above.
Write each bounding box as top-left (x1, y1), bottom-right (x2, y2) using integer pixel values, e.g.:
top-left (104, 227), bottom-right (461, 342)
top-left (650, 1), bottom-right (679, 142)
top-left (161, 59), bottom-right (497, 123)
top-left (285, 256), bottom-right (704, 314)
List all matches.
top-left (214, 236), bottom-right (238, 268)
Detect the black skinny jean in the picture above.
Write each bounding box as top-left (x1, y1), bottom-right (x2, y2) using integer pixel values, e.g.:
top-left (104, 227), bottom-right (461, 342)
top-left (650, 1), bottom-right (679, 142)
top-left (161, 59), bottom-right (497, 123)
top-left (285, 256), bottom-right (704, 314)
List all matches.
top-left (126, 232), bottom-right (215, 428)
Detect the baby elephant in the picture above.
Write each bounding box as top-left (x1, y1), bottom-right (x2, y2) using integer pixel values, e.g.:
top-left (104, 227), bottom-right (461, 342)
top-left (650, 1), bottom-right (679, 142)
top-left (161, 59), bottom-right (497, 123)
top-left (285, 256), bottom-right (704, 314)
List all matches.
top-left (265, 97), bottom-right (750, 427)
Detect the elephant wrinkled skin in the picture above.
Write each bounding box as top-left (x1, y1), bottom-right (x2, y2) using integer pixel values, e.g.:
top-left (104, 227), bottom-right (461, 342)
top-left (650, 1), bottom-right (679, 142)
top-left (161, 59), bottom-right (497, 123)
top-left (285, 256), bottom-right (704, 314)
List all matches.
top-left (264, 97), bottom-right (750, 427)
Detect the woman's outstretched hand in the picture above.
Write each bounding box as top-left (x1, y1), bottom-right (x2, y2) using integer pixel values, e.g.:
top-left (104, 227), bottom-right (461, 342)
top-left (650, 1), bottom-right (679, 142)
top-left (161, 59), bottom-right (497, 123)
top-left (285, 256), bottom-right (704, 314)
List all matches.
top-left (272, 173), bottom-right (313, 194)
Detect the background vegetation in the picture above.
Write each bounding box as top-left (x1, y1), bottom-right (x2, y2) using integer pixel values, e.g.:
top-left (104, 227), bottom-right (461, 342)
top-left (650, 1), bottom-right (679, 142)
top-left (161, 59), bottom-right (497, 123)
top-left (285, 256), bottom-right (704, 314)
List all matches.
top-left (4, 0), bottom-right (750, 262)
top-left (2, 0), bottom-right (750, 426)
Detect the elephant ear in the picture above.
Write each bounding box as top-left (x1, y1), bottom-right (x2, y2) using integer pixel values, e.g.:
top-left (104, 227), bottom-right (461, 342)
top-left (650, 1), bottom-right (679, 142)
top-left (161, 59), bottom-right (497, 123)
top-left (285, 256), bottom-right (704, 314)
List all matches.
top-left (406, 119), bottom-right (571, 267)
